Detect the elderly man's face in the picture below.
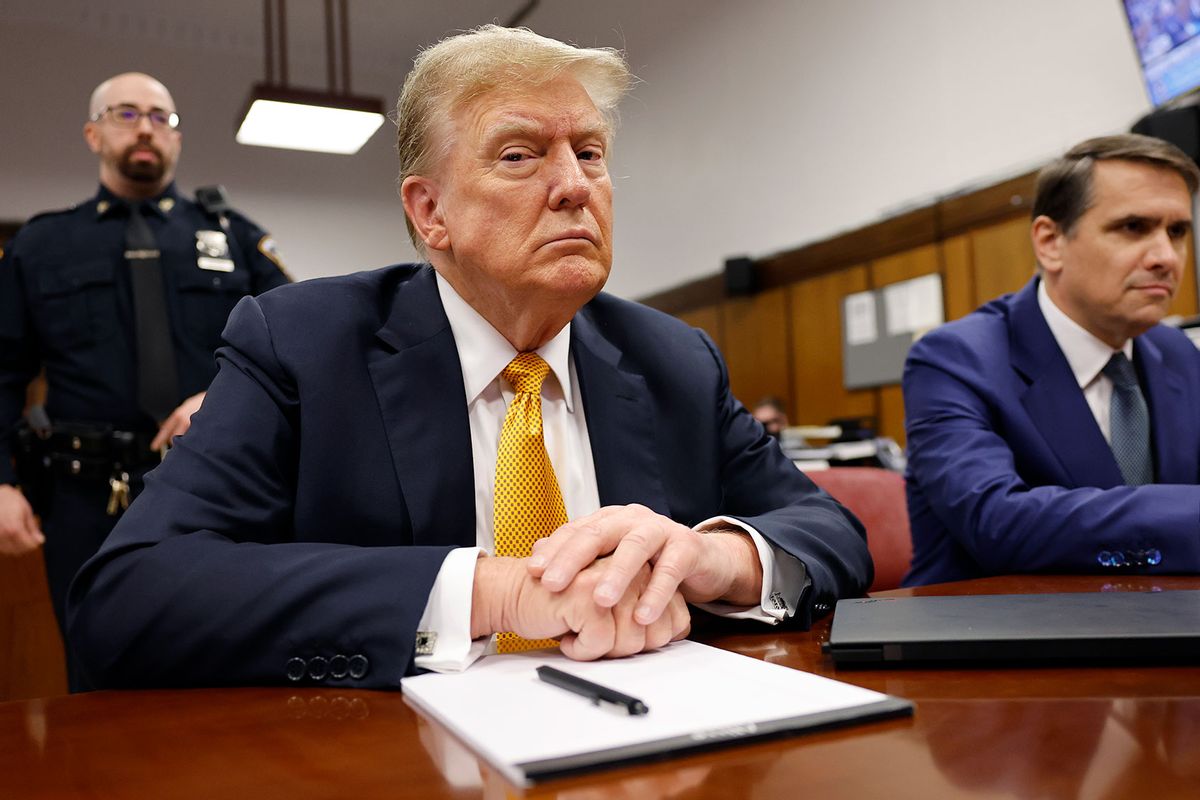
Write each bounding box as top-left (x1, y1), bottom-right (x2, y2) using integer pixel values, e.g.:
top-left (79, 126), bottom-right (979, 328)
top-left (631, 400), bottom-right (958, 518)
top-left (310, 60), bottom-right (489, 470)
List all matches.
top-left (419, 75), bottom-right (613, 331)
top-left (1037, 159), bottom-right (1192, 348)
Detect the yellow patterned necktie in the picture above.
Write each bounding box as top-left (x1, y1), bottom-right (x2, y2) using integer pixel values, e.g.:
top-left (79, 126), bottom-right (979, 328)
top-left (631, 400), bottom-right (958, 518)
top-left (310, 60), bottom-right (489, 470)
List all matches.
top-left (494, 352), bottom-right (568, 653)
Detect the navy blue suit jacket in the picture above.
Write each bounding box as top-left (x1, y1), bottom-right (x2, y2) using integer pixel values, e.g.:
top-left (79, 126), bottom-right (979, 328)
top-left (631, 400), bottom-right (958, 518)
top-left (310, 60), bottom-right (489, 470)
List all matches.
top-left (903, 277), bottom-right (1200, 586)
top-left (69, 265), bottom-right (870, 688)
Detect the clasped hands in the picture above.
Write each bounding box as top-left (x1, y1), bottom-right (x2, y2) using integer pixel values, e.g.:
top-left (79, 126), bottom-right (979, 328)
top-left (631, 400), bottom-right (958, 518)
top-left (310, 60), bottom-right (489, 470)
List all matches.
top-left (471, 504), bottom-right (763, 661)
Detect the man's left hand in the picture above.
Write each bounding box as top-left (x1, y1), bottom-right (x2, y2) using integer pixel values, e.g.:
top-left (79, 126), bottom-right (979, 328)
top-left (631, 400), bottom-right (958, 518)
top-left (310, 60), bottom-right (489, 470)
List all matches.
top-left (151, 392), bottom-right (205, 451)
top-left (527, 504), bottom-right (764, 626)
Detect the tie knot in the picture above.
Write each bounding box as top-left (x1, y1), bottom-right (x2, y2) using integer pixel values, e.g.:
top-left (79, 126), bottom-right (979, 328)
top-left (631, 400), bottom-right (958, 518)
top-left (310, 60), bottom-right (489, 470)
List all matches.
top-left (502, 352), bottom-right (551, 395)
top-left (106, 199), bottom-right (154, 222)
top-left (1103, 353), bottom-right (1139, 390)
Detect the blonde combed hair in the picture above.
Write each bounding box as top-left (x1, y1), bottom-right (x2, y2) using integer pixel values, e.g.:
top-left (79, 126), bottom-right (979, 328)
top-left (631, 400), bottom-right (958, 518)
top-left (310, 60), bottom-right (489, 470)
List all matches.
top-left (394, 25), bottom-right (632, 248)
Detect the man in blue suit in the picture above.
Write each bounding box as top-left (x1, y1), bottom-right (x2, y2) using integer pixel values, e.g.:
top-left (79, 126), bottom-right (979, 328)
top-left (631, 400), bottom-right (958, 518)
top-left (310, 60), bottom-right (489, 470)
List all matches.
top-left (904, 133), bottom-right (1200, 586)
top-left (67, 26), bottom-right (870, 688)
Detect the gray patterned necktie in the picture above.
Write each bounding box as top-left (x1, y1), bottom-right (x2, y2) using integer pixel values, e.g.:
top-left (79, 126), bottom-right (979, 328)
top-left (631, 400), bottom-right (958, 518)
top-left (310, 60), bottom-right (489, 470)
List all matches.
top-left (1102, 353), bottom-right (1153, 486)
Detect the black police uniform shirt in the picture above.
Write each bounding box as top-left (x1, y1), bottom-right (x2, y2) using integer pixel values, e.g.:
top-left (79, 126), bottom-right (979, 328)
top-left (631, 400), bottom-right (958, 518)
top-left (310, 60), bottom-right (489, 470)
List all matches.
top-left (0, 182), bottom-right (291, 484)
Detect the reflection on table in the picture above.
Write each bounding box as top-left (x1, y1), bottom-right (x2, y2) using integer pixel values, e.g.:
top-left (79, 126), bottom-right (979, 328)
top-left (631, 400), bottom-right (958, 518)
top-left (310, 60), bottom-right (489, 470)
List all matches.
top-left (1, 575), bottom-right (1198, 799)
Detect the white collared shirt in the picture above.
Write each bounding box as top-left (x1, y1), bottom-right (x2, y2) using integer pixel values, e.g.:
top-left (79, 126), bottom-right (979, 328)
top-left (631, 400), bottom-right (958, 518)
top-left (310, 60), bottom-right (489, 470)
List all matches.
top-left (1038, 279), bottom-right (1134, 443)
top-left (415, 272), bottom-right (803, 671)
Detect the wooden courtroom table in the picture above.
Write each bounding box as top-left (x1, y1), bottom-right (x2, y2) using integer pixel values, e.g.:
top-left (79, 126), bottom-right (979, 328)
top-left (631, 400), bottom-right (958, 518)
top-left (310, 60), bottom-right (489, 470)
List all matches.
top-left (2, 574), bottom-right (1198, 799)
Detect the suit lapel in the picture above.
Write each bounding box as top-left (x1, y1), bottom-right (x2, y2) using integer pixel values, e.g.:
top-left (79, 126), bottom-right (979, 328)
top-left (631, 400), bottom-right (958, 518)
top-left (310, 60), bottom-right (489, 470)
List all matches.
top-left (1008, 279), bottom-right (1125, 489)
top-left (572, 308), bottom-right (671, 515)
top-left (368, 267), bottom-right (475, 547)
top-left (1135, 334), bottom-right (1190, 482)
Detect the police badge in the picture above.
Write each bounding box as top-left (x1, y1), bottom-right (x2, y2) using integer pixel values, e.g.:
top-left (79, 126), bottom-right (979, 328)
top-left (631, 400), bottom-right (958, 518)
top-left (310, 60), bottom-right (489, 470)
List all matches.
top-left (195, 230), bottom-right (234, 272)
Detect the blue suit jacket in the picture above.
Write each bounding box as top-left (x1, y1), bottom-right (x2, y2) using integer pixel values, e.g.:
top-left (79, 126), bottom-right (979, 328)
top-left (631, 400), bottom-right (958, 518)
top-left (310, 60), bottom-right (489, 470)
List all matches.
top-left (69, 265), bottom-right (870, 688)
top-left (903, 277), bottom-right (1200, 586)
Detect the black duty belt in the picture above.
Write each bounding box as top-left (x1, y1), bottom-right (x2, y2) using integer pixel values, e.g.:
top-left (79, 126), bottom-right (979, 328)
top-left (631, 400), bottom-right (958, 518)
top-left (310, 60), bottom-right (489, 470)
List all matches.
top-left (18, 422), bottom-right (162, 481)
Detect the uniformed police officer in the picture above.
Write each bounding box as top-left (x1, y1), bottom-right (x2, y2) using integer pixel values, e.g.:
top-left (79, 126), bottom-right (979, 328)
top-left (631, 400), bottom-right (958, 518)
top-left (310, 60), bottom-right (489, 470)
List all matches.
top-left (0, 72), bottom-right (290, 689)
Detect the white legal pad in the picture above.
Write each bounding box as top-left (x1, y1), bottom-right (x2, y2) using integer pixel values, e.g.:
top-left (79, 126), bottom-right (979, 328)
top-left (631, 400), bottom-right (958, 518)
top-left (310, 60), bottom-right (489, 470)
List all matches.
top-left (400, 639), bottom-right (912, 786)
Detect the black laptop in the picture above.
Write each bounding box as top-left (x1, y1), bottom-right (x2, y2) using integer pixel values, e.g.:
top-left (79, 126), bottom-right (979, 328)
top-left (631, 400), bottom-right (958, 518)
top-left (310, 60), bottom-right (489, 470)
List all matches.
top-left (825, 590), bottom-right (1200, 667)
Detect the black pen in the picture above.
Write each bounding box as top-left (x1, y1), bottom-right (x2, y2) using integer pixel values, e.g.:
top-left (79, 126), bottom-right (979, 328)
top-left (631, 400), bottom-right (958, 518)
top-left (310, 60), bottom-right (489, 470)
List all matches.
top-left (535, 666), bottom-right (650, 716)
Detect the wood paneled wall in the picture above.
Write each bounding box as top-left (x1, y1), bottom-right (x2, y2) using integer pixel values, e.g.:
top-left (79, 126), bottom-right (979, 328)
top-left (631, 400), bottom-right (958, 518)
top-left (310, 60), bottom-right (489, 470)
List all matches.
top-left (0, 554), bottom-right (66, 699)
top-left (721, 289), bottom-right (792, 413)
top-left (642, 171), bottom-right (1200, 447)
top-left (789, 266), bottom-right (874, 427)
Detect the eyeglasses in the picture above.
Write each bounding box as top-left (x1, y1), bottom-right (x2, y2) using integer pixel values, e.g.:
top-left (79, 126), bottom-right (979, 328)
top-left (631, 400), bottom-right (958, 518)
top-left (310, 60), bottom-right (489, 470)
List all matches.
top-left (90, 104), bottom-right (181, 130)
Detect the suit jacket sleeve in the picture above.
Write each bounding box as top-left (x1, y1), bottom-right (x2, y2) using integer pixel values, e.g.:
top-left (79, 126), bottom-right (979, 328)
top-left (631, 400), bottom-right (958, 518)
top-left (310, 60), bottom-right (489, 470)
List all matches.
top-left (904, 326), bottom-right (1200, 579)
top-left (586, 316), bottom-right (872, 626)
top-left (575, 300), bottom-right (872, 627)
top-left (696, 330), bottom-right (872, 625)
top-left (68, 295), bottom-right (455, 689)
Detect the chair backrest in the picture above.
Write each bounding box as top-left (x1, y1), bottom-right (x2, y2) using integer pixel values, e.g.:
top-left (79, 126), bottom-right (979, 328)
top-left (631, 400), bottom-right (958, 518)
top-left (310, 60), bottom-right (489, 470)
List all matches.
top-left (806, 467), bottom-right (912, 593)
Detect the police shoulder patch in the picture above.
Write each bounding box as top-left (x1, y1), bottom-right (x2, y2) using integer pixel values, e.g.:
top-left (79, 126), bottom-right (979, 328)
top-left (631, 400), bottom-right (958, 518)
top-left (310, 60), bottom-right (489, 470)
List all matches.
top-left (258, 235), bottom-right (290, 274)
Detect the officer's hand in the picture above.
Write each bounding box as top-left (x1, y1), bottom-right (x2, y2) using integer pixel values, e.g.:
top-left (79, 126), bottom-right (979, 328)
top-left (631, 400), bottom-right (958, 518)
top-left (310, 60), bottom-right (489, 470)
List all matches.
top-left (0, 484), bottom-right (44, 555)
top-left (527, 504), bottom-right (764, 625)
top-left (151, 391), bottom-right (205, 451)
top-left (471, 556), bottom-right (690, 661)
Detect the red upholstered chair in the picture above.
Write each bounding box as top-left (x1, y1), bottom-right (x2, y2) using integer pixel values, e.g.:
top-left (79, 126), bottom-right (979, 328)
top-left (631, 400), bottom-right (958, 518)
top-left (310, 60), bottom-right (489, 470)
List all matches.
top-left (806, 467), bottom-right (912, 592)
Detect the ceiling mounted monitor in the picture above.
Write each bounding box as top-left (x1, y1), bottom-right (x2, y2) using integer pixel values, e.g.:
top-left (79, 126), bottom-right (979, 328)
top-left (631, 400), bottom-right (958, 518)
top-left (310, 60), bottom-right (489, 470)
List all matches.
top-left (1123, 0), bottom-right (1200, 106)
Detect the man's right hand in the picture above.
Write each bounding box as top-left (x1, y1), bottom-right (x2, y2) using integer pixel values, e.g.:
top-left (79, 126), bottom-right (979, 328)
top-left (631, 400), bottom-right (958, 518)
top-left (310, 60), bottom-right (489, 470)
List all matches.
top-left (470, 556), bottom-right (690, 661)
top-left (0, 484), bottom-right (44, 555)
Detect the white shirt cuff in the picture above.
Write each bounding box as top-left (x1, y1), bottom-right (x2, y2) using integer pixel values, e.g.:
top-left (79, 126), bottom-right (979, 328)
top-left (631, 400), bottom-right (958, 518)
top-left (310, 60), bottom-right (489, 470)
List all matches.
top-left (413, 547), bottom-right (489, 672)
top-left (691, 515), bottom-right (807, 624)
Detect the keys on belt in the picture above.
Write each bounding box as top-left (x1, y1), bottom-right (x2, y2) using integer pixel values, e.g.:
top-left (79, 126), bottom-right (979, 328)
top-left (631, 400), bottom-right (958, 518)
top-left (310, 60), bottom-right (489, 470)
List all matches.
top-left (21, 422), bottom-right (165, 514)
top-left (107, 471), bottom-right (131, 516)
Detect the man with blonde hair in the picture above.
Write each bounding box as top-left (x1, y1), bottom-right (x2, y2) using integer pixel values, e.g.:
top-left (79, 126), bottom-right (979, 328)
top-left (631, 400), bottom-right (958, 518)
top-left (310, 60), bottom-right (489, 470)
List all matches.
top-left (71, 27), bottom-right (869, 689)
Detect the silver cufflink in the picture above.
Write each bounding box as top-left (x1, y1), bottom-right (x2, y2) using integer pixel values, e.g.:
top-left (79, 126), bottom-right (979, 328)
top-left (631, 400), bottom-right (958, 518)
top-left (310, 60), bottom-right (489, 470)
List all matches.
top-left (415, 631), bottom-right (437, 656)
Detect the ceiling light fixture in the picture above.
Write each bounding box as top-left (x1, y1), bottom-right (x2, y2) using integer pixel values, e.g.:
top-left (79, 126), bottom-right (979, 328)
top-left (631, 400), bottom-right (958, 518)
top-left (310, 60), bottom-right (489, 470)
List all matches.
top-left (236, 0), bottom-right (384, 155)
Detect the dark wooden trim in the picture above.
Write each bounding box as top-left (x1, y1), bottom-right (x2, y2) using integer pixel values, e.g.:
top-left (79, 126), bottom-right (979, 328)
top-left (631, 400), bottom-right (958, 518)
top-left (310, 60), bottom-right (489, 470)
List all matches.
top-left (639, 274), bottom-right (725, 315)
top-left (639, 170), bottom-right (1040, 314)
top-left (936, 171), bottom-right (1037, 238)
top-left (759, 206), bottom-right (937, 292)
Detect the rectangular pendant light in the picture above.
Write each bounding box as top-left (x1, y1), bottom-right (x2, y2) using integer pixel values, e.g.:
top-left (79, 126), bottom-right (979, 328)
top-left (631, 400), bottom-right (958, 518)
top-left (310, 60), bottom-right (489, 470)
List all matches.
top-left (236, 84), bottom-right (385, 155)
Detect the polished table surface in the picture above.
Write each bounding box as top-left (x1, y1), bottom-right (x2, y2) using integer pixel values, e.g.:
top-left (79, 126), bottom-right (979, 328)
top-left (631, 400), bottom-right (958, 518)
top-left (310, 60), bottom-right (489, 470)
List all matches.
top-left (3, 575), bottom-right (1198, 799)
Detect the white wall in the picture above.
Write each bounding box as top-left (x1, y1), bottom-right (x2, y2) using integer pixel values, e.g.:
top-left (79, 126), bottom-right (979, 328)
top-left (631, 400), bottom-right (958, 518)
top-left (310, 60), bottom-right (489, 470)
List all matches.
top-left (1, 0), bottom-right (1153, 297)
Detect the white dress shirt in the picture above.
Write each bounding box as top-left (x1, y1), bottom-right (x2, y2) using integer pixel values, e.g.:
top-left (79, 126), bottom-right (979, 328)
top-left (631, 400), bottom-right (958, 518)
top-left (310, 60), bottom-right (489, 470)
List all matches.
top-left (415, 273), bottom-right (805, 671)
top-left (1038, 279), bottom-right (1134, 443)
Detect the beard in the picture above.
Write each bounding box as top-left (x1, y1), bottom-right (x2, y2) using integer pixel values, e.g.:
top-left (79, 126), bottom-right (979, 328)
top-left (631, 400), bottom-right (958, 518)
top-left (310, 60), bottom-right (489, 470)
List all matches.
top-left (117, 144), bottom-right (165, 183)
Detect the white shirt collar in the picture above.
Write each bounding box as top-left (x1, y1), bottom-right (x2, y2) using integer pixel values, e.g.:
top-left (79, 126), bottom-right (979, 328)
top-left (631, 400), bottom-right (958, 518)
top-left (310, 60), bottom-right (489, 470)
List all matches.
top-left (434, 271), bottom-right (575, 410)
top-left (1037, 278), bottom-right (1133, 389)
